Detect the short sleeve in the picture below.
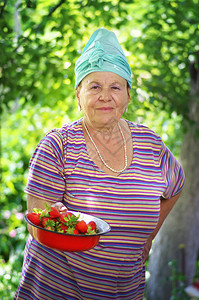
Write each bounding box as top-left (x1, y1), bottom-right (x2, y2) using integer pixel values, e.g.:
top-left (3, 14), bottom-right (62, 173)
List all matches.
top-left (25, 131), bottom-right (66, 202)
top-left (159, 142), bottom-right (185, 199)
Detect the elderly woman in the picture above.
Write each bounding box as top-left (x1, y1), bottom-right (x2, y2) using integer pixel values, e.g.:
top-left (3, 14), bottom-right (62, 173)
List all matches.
top-left (15, 28), bottom-right (185, 300)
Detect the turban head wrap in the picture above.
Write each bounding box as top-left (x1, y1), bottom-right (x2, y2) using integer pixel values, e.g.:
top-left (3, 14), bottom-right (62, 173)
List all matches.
top-left (75, 28), bottom-right (132, 89)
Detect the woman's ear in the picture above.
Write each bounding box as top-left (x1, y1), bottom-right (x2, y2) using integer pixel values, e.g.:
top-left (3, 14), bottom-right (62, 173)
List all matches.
top-left (76, 88), bottom-right (79, 100)
top-left (76, 87), bottom-right (80, 106)
top-left (124, 88), bottom-right (132, 113)
top-left (127, 87), bottom-right (131, 101)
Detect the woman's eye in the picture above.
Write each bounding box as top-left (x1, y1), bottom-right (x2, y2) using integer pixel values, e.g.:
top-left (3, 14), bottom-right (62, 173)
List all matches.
top-left (91, 85), bottom-right (100, 90)
top-left (112, 86), bottom-right (120, 90)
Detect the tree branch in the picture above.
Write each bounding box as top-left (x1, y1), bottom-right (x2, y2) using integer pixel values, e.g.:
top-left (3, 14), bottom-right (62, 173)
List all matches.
top-left (0, 0), bottom-right (8, 18)
top-left (13, 0), bottom-right (66, 53)
top-left (48, 0), bottom-right (66, 17)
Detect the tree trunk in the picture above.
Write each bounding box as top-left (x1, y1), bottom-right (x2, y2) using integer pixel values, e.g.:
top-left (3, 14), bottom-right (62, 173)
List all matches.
top-left (146, 56), bottom-right (199, 300)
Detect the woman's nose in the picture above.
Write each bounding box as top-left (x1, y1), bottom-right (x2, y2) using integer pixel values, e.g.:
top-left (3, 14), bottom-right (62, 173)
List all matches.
top-left (99, 88), bottom-right (111, 101)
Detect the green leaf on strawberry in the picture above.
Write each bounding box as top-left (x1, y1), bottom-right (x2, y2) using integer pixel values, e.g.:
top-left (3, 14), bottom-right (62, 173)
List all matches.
top-left (44, 202), bottom-right (51, 212)
top-left (86, 226), bottom-right (96, 235)
top-left (32, 208), bottom-right (43, 214)
top-left (61, 214), bottom-right (80, 227)
top-left (43, 219), bottom-right (55, 229)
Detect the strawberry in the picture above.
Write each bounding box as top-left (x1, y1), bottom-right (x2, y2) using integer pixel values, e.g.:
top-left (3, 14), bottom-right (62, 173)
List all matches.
top-left (66, 228), bottom-right (79, 234)
top-left (193, 279), bottom-right (199, 289)
top-left (60, 213), bottom-right (79, 227)
top-left (88, 221), bottom-right (97, 231)
top-left (58, 223), bottom-right (68, 233)
top-left (75, 220), bottom-right (88, 233)
top-left (73, 229), bottom-right (79, 235)
top-left (42, 219), bottom-right (55, 230)
top-left (49, 207), bottom-right (61, 218)
top-left (52, 217), bottom-right (59, 223)
top-left (60, 212), bottom-right (74, 222)
top-left (45, 226), bottom-right (54, 231)
top-left (42, 217), bottom-right (53, 227)
top-left (40, 203), bottom-right (57, 219)
top-left (86, 227), bottom-right (96, 235)
top-left (40, 209), bottom-right (49, 218)
top-left (27, 213), bottom-right (41, 226)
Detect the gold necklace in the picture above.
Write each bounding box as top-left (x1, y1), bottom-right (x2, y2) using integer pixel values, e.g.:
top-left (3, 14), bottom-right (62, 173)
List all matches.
top-left (83, 119), bottom-right (127, 173)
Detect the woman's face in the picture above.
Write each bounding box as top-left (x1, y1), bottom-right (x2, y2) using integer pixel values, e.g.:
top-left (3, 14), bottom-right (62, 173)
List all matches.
top-left (76, 72), bottom-right (130, 128)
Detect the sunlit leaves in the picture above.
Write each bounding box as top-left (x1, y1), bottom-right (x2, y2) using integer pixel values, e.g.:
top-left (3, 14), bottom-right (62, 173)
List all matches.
top-left (1, 0), bottom-right (133, 113)
top-left (122, 0), bottom-right (199, 124)
top-left (1, 3), bottom-right (198, 293)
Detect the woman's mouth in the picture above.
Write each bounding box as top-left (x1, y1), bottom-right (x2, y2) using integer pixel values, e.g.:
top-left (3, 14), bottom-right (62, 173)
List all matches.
top-left (96, 107), bottom-right (113, 112)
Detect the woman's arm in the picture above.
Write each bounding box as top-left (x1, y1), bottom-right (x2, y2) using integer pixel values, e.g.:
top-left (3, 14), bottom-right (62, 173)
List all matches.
top-left (27, 195), bottom-right (67, 236)
top-left (27, 194), bottom-right (54, 213)
top-left (142, 191), bottom-right (182, 263)
top-left (27, 195), bottom-right (53, 236)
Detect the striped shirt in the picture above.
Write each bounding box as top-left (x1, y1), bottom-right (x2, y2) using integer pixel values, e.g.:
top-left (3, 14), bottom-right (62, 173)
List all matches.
top-left (15, 119), bottom-right (185, 300)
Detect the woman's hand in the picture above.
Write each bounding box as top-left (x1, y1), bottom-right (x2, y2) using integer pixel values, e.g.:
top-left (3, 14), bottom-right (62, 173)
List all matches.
top-left (142, 238), bottom-right (153, 264)
top-left (27, 195), bottom-right (68, 237)
top-left (27, 195), bottom-right (68, 213)
top-left (142, 192), bottom-right (183, 264)
top-left (52, 202), bottom-right (68, 213)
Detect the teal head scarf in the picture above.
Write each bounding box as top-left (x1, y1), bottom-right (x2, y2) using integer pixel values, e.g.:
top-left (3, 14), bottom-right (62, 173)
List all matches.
top-left (75, 28), bottom-right (132, 89)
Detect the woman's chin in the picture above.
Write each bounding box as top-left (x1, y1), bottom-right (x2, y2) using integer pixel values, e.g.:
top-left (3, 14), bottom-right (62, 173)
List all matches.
top-left (94, 114), bottom-right (121, 127)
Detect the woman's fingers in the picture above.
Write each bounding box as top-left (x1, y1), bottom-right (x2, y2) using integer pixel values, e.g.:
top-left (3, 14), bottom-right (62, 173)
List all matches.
top-left (52, 202), bottom-right (68, 212)
top-left (142, 238), bottom-right (152, 263)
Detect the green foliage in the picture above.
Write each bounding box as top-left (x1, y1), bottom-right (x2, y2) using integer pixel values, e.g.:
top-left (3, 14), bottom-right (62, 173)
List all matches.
top-left (1, 0), bottom-right (198, 123)
top-left (193, 250), bottom-right (199, 283)
top-left (120, 0), bottom-right (199, 126)
top-left (0, 250), bottom-right (25, 299)
top-left (168, 260), bottom-right (190, 300)
top-left (0, 103), bottom-right (79, 295)
top-left (1, 0), bottom-right (198, 296)
top-left (125, 103), bottom-right (183, 157)
top-left (0, 0), bottom-right (131, 111)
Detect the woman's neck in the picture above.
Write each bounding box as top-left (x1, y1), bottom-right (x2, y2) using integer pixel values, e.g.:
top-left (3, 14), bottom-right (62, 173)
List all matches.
top-left (82, 117), bottom-right (122, 137)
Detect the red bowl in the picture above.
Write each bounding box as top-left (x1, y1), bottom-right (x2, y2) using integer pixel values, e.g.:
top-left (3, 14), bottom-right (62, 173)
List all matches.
top-left (25, 211), bottom-right (111, 252)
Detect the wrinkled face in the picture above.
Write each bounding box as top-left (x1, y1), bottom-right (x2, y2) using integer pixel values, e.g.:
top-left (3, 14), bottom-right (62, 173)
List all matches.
top-left (76, 72), bottom-right (130, 128)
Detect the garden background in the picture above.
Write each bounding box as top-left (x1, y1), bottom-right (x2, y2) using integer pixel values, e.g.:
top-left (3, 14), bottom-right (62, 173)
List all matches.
top-left (1, 0), bottom-right (199, 299)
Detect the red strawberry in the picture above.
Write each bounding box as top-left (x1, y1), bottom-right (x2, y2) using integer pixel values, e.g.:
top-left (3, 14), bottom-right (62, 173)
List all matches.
top-left (59, 223), bottom-right (68, 233)
top-left (193, 279), bottom-right (199, 289)
top-left (73, 229), bottom-right (79, 235)
top-left (45, 226), bottom-right (54, 231)
top-left (52, 217), bottom-right (59, 223)
top-left (42, 217), bottom-right (52, 227)
top-left (27, 213), bottom-right (41, 226)
top-left (49, 207), bottom-right (61, 218)
top-left (66, 228), bottom-right (79, 234)
top-left (60, 212), bottom-right (75, 223)
top-left (75, 220), bottom-right (88, 233)
top-left (42, 218), bottom-right (55, 229)
top-left (88, 221), bottom-right (97, 231)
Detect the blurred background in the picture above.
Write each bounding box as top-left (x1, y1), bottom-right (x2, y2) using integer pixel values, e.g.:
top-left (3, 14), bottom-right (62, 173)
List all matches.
top-left (1, 0), bottom-right (199, 299)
